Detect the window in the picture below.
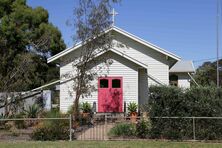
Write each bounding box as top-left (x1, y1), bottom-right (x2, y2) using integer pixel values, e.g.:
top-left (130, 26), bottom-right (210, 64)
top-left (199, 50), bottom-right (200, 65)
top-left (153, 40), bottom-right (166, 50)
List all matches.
top-left (100, 79), bottom-right (108, 88)
top-left (112, 79), bottom-right (121, 88)
top-left (169, 75), bottom-right (178, 87)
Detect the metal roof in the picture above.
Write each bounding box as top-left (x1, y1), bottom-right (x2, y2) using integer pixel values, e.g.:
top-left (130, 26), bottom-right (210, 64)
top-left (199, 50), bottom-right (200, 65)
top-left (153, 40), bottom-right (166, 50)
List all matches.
top-left (169, 60), bottom-right (195, 73)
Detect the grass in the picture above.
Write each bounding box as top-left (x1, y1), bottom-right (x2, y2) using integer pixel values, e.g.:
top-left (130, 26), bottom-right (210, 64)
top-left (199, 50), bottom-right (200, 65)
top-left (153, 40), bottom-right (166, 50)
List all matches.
top-left (0, 141), bottom-right (222, 148)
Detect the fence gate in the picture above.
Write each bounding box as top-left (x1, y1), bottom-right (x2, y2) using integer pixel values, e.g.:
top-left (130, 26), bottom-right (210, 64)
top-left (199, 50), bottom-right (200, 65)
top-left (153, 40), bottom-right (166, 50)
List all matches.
top-left (74, 114), bottom-right (126, 140)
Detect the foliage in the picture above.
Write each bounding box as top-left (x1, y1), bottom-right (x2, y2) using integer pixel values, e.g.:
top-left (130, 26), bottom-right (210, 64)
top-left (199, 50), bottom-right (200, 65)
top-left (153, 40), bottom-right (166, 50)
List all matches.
top-left (136, 120), bottom-right (151, 138)
top-left (31, 109), bottom-right (70, 141)
top-left (0, 113), bottom-right (9, 119)
top-left (23, 104), bottom-right (41, 118)
top-left (0, 104), bottom-right (42, 130)
top-left (14, 113), bottom-right (26, 129)
top-left (108, 123), bottom-right (136, 137)
top-left (0, 112), bottom-right (26, 130)
top-left (192, 59), bottom-right (222, 86)
top-left (0, 113), bottom-right (10, 129)
top-left (80, 102), bottom-right (92, 113)
top-left (0, 0), bottom-right (66, 115)
top-left (0, 0), bottom-right (66, 92)
top-left (127, 102), bottom-right (137, 113)
top-left (0, 92), bottom-right (25, 116)
top-left (34, 95), bottom-right (45, 109)
top-left (70, 0), bottom-right (119, 115)
top-left (67, 105), bottom-right (75, 115)
top-left (148, 85), bottom-right (222, 140)
top-left (108, 120), bottom-right (152, 139)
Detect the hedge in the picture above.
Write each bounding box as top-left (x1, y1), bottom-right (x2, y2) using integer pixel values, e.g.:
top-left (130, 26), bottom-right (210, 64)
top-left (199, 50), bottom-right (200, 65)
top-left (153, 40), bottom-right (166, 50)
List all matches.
top-left (148, 86), bottom-right (222, 140)
top-left (31, 109), bottom-right (70, 141)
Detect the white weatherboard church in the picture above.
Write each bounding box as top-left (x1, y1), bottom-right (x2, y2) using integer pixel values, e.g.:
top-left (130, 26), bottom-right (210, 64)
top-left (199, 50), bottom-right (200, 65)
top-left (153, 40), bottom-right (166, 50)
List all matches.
top-left (47, 26), bottom-right (195, 113)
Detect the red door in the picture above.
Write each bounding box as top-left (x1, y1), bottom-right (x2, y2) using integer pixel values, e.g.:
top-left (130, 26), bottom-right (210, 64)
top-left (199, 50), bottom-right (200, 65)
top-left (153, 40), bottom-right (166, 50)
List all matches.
top-left (98, 77), bottom-right (123, 112)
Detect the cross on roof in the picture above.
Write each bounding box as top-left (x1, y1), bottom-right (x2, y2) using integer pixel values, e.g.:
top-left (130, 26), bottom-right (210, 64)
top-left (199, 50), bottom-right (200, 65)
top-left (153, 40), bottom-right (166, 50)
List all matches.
top-left (110, 8), bottom-right (118, 26)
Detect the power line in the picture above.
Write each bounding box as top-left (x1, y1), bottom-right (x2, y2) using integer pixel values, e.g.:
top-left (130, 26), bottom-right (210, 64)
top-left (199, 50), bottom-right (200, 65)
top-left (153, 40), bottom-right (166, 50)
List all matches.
top-left (193, 57), bottom-right (222, 63)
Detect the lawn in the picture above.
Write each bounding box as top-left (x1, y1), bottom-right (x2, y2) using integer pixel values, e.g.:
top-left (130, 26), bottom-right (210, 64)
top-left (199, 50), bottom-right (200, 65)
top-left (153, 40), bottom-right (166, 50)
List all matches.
top-left (0, 141), bottom-right (222, 148)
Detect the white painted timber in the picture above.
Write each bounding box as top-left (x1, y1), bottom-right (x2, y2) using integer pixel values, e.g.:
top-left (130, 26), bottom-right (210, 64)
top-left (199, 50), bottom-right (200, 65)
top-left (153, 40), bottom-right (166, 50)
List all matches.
top-left (113, 32), bottom-right (170, 86)
top-left (138, 69), bottom-right (149, 106)
top-left (56, 28), bottom-right (190, 112)
top-left (177, 73), bottom-right (191, 88)
top-left (47, 26), bottom-right (181, 63)
top-left (59, 51), bottom-right (139, 112)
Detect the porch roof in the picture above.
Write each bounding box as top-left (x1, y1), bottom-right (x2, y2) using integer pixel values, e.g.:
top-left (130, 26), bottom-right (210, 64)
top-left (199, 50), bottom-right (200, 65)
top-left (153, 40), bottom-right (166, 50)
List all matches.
top-left (169, 60), bottom-right (195, 73)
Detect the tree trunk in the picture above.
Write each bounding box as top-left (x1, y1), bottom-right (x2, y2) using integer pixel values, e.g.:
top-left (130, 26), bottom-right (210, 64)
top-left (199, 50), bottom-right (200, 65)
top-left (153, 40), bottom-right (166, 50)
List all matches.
top-left (73, 89), bottom-right (81, 121)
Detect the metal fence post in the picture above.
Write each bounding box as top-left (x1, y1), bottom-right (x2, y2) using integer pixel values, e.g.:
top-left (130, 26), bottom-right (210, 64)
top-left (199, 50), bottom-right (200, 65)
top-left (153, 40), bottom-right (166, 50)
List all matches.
top-left (69, 114), bottom-right (72, 141)
top-left (105, 114), bottom-right (107, 140)
top-left (192, 117), bottom-right (196, 141)
top-left (105, 114), bottom-right (107, 125)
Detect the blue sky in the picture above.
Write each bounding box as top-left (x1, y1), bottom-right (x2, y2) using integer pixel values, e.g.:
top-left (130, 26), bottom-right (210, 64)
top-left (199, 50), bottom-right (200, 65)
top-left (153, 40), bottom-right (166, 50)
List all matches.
top-left (27, 0), bottom-right (220, 68)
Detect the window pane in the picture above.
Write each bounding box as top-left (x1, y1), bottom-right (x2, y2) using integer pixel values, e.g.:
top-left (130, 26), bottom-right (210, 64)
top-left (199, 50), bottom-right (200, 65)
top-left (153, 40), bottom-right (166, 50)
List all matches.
top-left (169, 75), bottom-right (178, 81)
top-left (169, 75), bottom-right (178, 87)
top-left (112, 79), bottom-right (121, 88)
top-left (100, 79), bottom-right (108, 88)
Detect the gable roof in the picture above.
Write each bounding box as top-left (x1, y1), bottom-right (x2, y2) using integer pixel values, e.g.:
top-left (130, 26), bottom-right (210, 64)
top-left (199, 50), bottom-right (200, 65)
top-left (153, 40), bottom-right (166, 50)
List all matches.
top-left (169, 60), bottom-right (195, 73)
top-left (47, 26), bottom-right (181, 63)
top-left (76, 48), bottom-right (148, 69)
top-left (112, 26), bottom-right (181, 61)
top-left (109, 48), bottom-right (148, 68)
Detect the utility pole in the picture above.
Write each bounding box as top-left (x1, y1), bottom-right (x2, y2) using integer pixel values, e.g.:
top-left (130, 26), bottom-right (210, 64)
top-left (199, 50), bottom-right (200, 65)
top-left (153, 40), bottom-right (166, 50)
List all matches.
top-left (217, 0), bottom-right (220, 87)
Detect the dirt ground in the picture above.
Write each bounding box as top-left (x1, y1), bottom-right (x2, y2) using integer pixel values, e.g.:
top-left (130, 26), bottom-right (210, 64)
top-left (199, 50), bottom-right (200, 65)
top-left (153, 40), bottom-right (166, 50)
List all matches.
top-left (0, 128), bottom-right (33, 141)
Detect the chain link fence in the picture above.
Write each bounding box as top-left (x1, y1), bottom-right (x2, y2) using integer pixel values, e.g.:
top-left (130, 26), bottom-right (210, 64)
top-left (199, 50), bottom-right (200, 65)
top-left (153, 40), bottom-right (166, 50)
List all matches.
top-left (150, 117), bottom-right (222, 141)
top-left (1, 115), bottom-right (222, 141)
top-left (75, 115), bottom-right (222, 141)
top-left (0, 115), bottom-right (72, 141)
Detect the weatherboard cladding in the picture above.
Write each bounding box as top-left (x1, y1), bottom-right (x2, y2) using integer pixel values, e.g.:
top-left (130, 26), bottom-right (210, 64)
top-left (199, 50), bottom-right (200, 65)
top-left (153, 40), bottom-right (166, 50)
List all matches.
top-left (177, 73), bottom-right (191, 88)
top-left (113, 32), bottom-right (170, 86)
top-left (59, 31), bottom-right (175, 112)
top-left (59, 51), bottom-right (138, 112)
top-left (54, 26), bottom-right (187, 112)
top-left (47, 26), bottom-right (181, 63)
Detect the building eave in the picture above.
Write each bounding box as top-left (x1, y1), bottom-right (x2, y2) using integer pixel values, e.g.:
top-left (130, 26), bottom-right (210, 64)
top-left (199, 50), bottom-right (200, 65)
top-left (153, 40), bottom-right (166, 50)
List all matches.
top-left (47, 26), bottom-right (181, 63)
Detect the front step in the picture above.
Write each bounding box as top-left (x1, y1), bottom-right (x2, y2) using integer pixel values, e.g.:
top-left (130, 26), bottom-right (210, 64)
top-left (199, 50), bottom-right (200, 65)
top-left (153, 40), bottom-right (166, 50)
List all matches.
top-left (92, 112), bottom-right (126, 123)
top-left (94, 112), bottom-right (125, 118)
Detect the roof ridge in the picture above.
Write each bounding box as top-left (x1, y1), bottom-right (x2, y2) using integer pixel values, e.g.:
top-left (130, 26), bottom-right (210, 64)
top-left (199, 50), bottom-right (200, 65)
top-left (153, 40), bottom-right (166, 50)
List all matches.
top-left (48, 26), bottom-right (181, 63)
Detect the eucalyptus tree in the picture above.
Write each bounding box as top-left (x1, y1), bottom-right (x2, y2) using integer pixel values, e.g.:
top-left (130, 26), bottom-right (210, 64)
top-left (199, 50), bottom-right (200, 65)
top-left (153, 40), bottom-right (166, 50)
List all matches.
top-left (71, 0), bottom-right (120, 115)
top-left (0, 0), bottom-right (66, 114)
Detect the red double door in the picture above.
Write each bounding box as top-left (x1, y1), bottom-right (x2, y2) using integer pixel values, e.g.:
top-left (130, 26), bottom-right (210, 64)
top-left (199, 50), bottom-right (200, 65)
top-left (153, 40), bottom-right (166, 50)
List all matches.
top-left (98, 77), bottom-right (123, 112)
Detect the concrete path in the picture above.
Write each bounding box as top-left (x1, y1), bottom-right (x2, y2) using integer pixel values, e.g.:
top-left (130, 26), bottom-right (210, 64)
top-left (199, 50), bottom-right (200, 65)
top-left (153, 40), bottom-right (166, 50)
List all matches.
top-left (76, 123), bottom-right (114, 140)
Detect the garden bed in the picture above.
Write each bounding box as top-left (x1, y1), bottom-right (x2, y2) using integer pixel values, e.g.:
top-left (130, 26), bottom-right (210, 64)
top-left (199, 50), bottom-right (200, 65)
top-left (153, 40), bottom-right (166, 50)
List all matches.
top-left (0, 128), bottom-right (33, 141)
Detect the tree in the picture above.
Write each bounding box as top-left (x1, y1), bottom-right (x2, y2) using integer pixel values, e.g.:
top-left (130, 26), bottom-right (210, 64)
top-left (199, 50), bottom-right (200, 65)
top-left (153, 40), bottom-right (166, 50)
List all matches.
top-left (0, 0), bottom-right (66, 92)
top-left (0, 0), bottom-right (66, 114)
top-left (70, 0), bottom-right (120, 115)
top-left (193, 59), bottom-right (222, 86)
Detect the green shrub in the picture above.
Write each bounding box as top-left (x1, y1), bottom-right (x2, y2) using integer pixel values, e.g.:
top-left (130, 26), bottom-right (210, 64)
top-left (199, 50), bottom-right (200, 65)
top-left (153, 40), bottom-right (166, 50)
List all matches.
top-left (108, 123), bottom-right (136, 137)
top-left (127, 102), bottom-right (137, 113)
top-left (23, 104), bottom-right (41, 118)
top-left (31, 110), bottom-right (70, 141)
top-left (0, 113), bottom-right (9, 129)
top-left (0, 113), bottom-right (27, 130)
top-left (14, 113), bottom-right (26, 129)
top-left (80, 102), bottom-right (92, 113)
top-left (136, 120), bottom-right (151, 138)
top-left (148, 86), bottom-right (222, 140)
